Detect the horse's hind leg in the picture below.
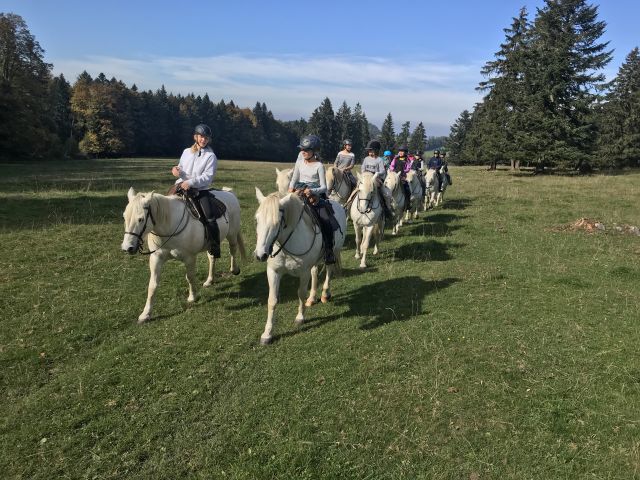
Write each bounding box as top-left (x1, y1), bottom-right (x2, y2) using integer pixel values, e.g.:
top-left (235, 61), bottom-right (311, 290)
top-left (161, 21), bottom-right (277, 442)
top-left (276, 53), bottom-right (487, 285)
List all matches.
top-left (139, 254), bottom-right (166, 323)
top-left (261, 267), bottom-right (281, 345)
top-left (202, 253), bottom-right (216, 287)
top-left (227, 234), bottom-right (241, 276)
top-left (305, 265), bottom-right (318, 307)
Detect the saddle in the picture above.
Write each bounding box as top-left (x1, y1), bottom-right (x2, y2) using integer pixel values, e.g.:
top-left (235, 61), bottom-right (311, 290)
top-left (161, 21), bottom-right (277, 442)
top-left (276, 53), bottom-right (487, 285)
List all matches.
top-left (305, 197), bottom-right (341, 232)
top-left (173, 186), bottom-right (226, 221)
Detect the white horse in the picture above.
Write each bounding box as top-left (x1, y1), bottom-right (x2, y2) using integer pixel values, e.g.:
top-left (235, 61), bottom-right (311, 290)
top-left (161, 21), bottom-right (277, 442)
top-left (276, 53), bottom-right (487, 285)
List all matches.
top-left (350, 172), bottom-right (384, 268)
top-left (326, 166), bottom-right (355, 206)
top-left (425, 168), bottom-right (449, 208)
top-left (121, 187), bottom-right (246, 323)
top-left (254, 188), bottom-right (347, 345)
top-left (404, 170), bottom-right (424, 222)
top-left (275, 167), bottom-right (293, 196)
top-left (384, 171), bottom-right (407, 235)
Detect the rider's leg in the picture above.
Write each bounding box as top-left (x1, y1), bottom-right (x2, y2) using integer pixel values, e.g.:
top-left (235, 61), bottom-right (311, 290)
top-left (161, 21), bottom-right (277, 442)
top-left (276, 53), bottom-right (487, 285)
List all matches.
top-left (197, 191), bottom-right (221, 258)
top-left (316, 204), bottom-right (336, 264)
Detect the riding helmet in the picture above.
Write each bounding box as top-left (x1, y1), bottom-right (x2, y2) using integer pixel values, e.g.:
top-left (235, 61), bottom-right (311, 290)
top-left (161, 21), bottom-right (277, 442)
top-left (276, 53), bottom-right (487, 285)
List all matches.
top-left (298, 134), bottom-right (321, 150)
top-left (383, 150), bottom-right (392, 156)
top-left (343, 138), bottom-right (353, 146)
top-left (398, 145), bottom-right (408, 152)
top-left (194, 124), bottom-right (212, 137)
top-left (365, 140), bottom-right (381, 151)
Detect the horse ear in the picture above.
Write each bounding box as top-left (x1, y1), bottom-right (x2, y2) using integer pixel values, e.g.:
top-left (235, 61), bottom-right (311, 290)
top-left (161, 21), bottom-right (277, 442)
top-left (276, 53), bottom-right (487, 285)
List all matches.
top-left (275, 168), bottom-right (281, 175)
top-left (356, 172), bottom-right (362, 181)
top-left (255, 187), bottom-right (265, 204)
top-left (127, 187), bottom-right (136, 201)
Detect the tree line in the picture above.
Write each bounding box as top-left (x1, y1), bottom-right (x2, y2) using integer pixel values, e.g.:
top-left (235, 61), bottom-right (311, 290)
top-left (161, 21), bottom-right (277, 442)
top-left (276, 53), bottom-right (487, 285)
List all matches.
top-left (0, 13), bottom-right (436, 163)
top-left (445, 0), bottom-right (640, 171)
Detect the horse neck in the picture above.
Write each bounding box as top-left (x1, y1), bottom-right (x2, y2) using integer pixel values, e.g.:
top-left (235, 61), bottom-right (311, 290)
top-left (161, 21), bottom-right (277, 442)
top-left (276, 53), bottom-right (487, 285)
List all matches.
top-left (279, 195), bottom-right (319, 255)
top-left (149, 194), bottom-right (184, 235)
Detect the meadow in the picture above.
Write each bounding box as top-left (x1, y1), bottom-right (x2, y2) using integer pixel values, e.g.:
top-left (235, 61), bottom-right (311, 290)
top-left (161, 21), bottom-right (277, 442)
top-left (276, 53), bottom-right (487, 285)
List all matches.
top-left (1, 158), bottom-right (639, 479)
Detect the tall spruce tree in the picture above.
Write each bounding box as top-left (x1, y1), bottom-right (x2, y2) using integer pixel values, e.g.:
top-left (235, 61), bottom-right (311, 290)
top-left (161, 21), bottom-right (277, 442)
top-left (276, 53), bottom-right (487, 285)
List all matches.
top-left (349, 103), bottom-right (369, 159)
top-left (335, 101), bottom-right (352, 148)
top-left (597, 47), bottom-right (640, 168)
top-left (409, 122), bottom-right (427, 153)
top-left (527, 0), bottom-right (612, 170)
top-left (307, 97), bottom-right (337, 161)
top-left (396, 121), bottom-right (410, 147)
top-left (380, 113), bottom-right (395, 152)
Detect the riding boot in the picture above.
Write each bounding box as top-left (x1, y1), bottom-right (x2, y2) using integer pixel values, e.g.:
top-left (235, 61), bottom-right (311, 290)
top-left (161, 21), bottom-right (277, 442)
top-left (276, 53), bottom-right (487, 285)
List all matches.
top-left (321, 223), bottom-right (336, 264)
top-left (402, 182), bottom-right (411, 211)
top-left (206, 219), bottom-right (221, 258)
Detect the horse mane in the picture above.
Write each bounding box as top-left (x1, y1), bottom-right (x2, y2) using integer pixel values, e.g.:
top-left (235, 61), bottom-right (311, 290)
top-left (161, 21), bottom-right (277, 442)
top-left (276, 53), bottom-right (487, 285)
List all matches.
top-left (386, 171), bottom-right (398, 191)
top-left (359, 172), bottom-right (377, 194)
top-left (147, 192), bottom-right (171, 226)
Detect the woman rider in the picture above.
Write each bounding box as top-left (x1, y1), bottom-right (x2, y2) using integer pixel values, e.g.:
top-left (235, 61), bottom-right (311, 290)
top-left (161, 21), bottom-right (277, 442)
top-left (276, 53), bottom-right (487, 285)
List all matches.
top-left (170, 123), bottom-right (220, 257)
top-left (389, 145), bottom-right (413, 207)
top-left (360, 140), bottom-right (395, 220)
top-left (334, 138), bottom-right (357, 191)
top-left (288, 135), bottom-right (337, 264)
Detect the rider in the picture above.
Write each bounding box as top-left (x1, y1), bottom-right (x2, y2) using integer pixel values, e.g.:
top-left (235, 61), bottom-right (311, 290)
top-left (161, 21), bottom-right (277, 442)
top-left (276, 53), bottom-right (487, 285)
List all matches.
top-left (441, 151), bottom-right (452, 185)
top-left (427, 150), bottom-right (444, 192)
top-left (171, 123), bottom-right (221, 258)
top-left (288, 135), bottom-right (337, 264)
top-left (389, 145), bottom-right (412, 209)
top-left (382, 150), bottom-right (393, 170)
top-left (360, 140), bottom-right (395, 220)
top-left (412, 150), bottom-right (427, 200)
top-left (334, 139), bottom-right (357, 190)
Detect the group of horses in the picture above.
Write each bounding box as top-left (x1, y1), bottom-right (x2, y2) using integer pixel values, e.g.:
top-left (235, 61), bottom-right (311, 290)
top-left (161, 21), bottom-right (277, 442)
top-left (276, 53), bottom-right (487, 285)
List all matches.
top-left (121, 164), bottom-right (449, 344)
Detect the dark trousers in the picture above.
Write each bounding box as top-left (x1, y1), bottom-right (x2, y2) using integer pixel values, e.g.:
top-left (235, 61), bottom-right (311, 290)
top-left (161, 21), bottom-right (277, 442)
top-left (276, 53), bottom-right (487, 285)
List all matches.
top-left (196, 191), bottom-right (221, 257)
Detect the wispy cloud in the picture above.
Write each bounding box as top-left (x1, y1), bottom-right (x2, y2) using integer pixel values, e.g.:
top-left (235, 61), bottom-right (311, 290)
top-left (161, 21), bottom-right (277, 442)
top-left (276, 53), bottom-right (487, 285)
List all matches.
top-left (53, 54), bottom-right (484, 135)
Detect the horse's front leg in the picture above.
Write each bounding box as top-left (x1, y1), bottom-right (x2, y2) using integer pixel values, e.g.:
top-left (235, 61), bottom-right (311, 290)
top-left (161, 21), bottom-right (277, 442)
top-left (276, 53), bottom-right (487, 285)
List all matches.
top-left (305, 265), bottom-right (318, 307)
top-left (139, 253), bottom-right (166, 323)
top-left (321, 264), bottom-right (334, 303)
top-left (203, 252), bottom-right (216, 287)
top-left (184, 255), bottom-right (198, 303)
top-left (261, 267), bottom-right (281, 345)
top-left (227, 234), bottom-right (241, 276)
top-left (359, 226), bottom-right (373, 268)
top-left (353, 223), bottom-right (362, 259)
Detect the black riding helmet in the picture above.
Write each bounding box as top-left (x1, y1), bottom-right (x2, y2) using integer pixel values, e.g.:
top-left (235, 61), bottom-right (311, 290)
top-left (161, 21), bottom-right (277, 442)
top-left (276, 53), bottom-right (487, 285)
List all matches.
top-left (298, 134), bottom-right (321, 150)
top-left (365, 140), bottom-right (381, 151)
top-left (194, 124), bottom-right (212, 137)
top-left (398, 145), bottom-right (408, 152)
top-left (434, 150), bottom-right (440, 155)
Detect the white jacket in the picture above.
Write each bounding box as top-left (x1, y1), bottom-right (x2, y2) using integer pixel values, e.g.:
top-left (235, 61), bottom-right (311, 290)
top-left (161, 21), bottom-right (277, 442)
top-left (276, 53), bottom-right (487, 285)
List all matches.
top-left (175, 146), bottom-right (217, 190)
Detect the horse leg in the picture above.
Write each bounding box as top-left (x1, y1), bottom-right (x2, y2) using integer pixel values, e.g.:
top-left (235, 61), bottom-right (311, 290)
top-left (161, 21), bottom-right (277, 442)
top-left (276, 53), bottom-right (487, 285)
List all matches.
top-left (359, 226), bottom-right (373, 268)
top-left (298, 270), bottom-right (313, 323)
top-left (261, 267), bottom-right (281, 345)
top-left (184, 255), bottom-right (198, 303)
top-left (227, 234), bottom-right (241, 276)
top-left (354, 223), bottom-right (362, 259)
top-left (202, 252), bottom-right (216, 287)
top-left (305, 265), bottom-right (318, 307)
top-left (321, 264), bottom-right (334, 303)
top-left (138, 253), bottom-right (166, 323)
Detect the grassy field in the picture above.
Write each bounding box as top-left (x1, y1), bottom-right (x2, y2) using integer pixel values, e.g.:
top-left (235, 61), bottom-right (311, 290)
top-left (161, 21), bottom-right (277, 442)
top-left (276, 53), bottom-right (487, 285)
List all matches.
top-left (1, 158), bottom-right (639, 479)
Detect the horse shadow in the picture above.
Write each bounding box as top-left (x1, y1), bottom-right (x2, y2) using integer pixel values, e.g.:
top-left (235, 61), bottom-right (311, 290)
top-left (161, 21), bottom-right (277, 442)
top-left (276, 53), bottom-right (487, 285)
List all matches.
top-left (406, 213), bottom-right (465, 237)
top-left (335, 276), bottom-right (460, 330)
top-left (440, 197), bottom-right (472, 211)
top-left (393, 240), bottom-right (462, 262)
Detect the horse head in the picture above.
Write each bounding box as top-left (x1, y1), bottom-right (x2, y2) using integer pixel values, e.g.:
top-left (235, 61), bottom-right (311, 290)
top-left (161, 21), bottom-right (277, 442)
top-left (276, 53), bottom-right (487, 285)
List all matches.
top-left (122, 187), bottom-right (154, 254)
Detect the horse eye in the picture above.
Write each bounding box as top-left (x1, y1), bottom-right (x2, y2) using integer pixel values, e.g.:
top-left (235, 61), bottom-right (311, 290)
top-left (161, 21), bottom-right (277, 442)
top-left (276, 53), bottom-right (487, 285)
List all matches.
top-left (138, 218), bottom-right (144, 222)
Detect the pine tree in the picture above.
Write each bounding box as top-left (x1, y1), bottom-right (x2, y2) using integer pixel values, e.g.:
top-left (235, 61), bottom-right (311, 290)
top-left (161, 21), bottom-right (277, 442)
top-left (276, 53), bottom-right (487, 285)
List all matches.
top-left (380, 113), bottom-right (395, 152)
top-left (307, 97), bottom-right (336, 161)
top-left (597, 47), bottom-right (640, 168)
top-left (349, 103), bottom-right (369, 158)
top-left (396, 121), bottom-right (410, 147)
top-left (334, 101), bottom-right (352, 148)
top-left (527, 0), bottom-right (612, 170)
top-left (408, 122), bottom-right (427, 153)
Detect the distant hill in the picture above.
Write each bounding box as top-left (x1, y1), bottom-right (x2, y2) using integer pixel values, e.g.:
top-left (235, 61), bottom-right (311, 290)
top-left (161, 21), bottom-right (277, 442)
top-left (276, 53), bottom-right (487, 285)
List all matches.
top-left (368, 122), bottom-right (381, 138)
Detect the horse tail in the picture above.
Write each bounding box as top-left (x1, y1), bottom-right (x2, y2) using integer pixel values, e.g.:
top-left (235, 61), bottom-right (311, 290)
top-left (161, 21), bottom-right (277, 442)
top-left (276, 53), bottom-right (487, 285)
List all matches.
top-left (236, 230), bottom-right (248, 261)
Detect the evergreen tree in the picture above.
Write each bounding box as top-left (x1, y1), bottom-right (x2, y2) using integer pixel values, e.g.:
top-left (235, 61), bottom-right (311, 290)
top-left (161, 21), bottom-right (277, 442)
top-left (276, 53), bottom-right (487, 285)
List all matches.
top-left (49, 74), bottom-right (73, 156)
top-left (307, 97), bottom-right (336, 161)
top-left (349, 103), bottom-right (369, 158)
top-left (396, 121), bottom-right (410, 147)
top-left (409, 122), bottom-right (427, 153)
top-left (380, 113), bottom-right (395, 152)
top-left (597, 47), bottom-right (640, 168)
top-left (334, 101), bottom-right (352, 147)
top-left (527, 0), bottom-right (612, 170)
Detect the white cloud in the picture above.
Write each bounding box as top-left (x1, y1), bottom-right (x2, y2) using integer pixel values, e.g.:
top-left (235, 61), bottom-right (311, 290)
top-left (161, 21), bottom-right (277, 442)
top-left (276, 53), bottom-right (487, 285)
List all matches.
top-left (53, 54), bottom-right (484, 136)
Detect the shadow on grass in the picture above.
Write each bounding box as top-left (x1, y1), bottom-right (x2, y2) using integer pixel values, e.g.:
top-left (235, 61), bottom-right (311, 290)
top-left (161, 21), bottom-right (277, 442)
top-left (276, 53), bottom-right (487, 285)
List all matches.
top-left (393, 240), bottom-right (463, 262)
top-left (439, 197), bottom-right (472, 211)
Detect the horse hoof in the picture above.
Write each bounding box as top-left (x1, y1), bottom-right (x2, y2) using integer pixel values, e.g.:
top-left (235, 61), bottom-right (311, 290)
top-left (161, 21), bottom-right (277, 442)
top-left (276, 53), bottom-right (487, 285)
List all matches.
top-left (305, 298), bottom-right (317, 307)
top-left (137, 315), bottom-right (150, 324)
top-left (294, 317), bottom-right (304, 325)
top-left (321, 294), bottom-right (331, 303)
top-left (231, 267), bottom-right (240, 276)
top-left (203, 279), bottom-right (213, 287)
top-left (260, 336), bottom-right (272, 345)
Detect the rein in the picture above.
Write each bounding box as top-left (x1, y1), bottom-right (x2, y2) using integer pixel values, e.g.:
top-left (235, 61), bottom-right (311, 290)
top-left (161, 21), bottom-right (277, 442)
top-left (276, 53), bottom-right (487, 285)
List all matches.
top-left (269, 202), bottom-right (319, 258)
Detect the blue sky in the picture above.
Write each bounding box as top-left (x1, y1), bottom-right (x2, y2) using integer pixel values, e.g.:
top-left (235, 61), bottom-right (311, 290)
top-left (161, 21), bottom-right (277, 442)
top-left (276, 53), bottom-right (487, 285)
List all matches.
top-left (4, 0), bottom-right (639, 135)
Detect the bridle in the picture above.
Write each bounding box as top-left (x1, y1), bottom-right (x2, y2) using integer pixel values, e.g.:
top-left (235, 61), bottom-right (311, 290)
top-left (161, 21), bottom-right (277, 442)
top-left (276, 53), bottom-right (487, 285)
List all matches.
top-left (267, 203), bottom-right (317, 258)
top-left (125, 202), bottom-right (189, 255)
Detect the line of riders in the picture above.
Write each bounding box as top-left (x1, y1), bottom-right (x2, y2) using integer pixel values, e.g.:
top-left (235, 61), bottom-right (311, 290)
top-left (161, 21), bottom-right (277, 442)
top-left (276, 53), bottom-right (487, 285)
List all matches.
top-left (169, 124), bottom-right (452, 269)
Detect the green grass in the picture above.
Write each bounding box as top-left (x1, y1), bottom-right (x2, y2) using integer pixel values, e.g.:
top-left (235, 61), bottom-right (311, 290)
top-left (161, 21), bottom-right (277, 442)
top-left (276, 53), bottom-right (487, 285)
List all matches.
top-left (1, 158), bottom-right (639, 479)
